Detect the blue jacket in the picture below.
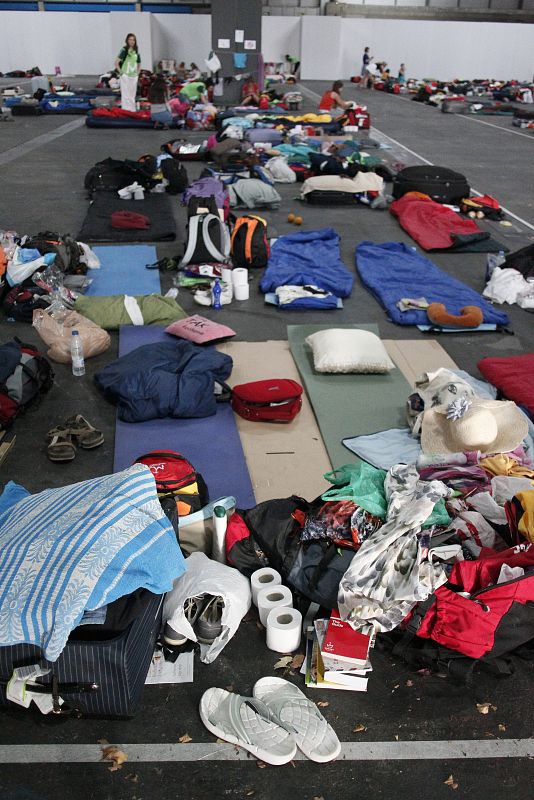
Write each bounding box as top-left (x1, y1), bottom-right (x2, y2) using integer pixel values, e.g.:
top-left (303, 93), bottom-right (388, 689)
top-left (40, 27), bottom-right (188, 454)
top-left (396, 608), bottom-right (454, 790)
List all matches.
top-left (95, 340), bottom-right (233, 423)
top-left (356, 241), bottom-right (509, 327)
top-left (260, 228), bottom-right (353, 298)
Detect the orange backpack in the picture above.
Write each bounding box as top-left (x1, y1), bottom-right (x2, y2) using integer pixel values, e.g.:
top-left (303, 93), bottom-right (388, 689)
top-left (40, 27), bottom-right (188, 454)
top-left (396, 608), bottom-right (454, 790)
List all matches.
top-left (230, 215), bottom-right (270, 268)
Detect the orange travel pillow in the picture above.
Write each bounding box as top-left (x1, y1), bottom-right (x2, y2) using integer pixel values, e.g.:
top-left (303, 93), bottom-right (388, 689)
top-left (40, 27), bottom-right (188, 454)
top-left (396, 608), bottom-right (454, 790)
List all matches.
top-left (427, 303), bottom-right (483, 328)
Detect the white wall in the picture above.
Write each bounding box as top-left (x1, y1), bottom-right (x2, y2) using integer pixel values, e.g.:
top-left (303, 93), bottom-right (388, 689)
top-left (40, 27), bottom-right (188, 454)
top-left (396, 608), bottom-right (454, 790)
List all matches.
top-left (262, 16), bottom-right (301, 62)
top-left (151, 13), bottom-right (211, 67)
top-left (301, 15), bottom-right (534, 81)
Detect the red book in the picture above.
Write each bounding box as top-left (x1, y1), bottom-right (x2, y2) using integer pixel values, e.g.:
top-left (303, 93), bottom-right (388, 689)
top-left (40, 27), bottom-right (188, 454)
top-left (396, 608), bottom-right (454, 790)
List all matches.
top-left (320, 609), bottom-right (371, 671)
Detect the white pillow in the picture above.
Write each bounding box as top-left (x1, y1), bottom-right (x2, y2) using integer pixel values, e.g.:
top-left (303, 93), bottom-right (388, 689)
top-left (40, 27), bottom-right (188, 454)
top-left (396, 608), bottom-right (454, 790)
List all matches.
top-left (305, 329), bottom-right (395, 374)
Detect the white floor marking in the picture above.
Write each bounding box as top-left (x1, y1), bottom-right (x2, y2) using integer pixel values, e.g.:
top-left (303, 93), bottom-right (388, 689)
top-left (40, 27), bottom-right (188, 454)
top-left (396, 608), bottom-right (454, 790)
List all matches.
top-left (1, 739), bottom-right (534, 763)
top-left (299, 84), bottom-right (534, 232)
top-left (0, 118), bottom-right (85, 167)
top-left (455, 113), bottom-right (534, 141)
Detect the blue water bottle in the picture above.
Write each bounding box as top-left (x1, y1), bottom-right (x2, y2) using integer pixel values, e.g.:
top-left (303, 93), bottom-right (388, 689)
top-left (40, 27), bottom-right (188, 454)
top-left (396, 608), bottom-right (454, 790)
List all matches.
top-left (212, 278), bottom-right (222, 310)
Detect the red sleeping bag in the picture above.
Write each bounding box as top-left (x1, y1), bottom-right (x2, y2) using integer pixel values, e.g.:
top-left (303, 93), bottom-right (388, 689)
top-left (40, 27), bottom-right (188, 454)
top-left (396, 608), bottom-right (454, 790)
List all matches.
top-left (390, 193), bottom-right (483, 251)
top-left (91, 107), bottom-right (151, 121)
top-left (478, 353), bottom-right (534, 419)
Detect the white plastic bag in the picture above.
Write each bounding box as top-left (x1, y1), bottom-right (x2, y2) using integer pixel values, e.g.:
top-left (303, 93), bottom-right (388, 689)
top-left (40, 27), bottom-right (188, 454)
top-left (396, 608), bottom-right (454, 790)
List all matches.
top-left (163, 551), bottom-right (251, 664)
top-left (205, 52), bottom-right (222, 73)
top-left (265, 156), bottom-right (297, 184)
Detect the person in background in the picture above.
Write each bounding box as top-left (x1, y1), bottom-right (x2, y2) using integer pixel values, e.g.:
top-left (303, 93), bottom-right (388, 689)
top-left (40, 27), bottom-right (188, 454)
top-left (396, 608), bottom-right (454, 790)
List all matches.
top-left (176, 62), bottom-right (187, 82)
top-left (285, 54), bottom-right (300, 77)
top-left (319, 81), bottom-right (352, 116)
top-left (398, 63), bottom-right (406, 84)
top-left (148, 74), bottom-right (172, 128)
top-left (241, 75), bottom-right (260, 106)
top-left (179, 79), bottom-right (207, 105)
top-left (361, 47), bottom-right (372, 76)
top-left (115, 33), bottom-right (141, 112)
top-left (188, 62), bottom-right (201, 82)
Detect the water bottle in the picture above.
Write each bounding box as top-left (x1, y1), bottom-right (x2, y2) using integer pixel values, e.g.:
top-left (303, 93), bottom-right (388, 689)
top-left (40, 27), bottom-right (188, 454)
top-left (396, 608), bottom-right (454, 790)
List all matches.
top-left (212, 277), bottom-right (222, 310)
top-left (486, 250), bottom-right (506, 281)
top-left (71, 330), bottom-right (86, 376)
top-left (212, 505), bottom-right (228, 564)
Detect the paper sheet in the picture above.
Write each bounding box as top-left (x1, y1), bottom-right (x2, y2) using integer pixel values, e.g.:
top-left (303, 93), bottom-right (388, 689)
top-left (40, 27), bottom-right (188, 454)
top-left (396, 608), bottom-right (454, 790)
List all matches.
top-left (235, 29), bottom-right (244, 43)
top-left (218, 38), bottom-right (230, 49)
top-left (244, 40), bottom-right (256, 51)
top-left (145, 650), bottom-right (194, 684)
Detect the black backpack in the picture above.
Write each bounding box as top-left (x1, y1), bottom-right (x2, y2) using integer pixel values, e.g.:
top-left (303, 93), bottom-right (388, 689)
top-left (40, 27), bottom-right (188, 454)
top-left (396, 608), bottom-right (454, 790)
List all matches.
top-left (3, 284), bottom-right (49, 323)
top-left (161, 158), bottom-right (188, 195)
top-left (83, 157), bottom-right (156, 195)
top-left (230, 215), bottom-right (270, 269)
top-left (0, 339), bottom-right (54, 430)
top-left (24, 231), bottom-right (85, 275)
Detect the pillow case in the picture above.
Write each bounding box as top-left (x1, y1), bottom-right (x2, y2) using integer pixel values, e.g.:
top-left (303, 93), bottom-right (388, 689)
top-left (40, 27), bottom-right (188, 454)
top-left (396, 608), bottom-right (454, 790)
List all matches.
top-left (165, 314), bottom-right (236, 344)
top-left (305, 329), bottom-right (395, 374)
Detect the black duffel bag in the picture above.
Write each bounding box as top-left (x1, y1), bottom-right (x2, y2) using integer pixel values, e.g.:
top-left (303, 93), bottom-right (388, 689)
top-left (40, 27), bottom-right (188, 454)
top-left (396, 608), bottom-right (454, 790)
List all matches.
top-left (392, 165), bottom-right (470, 204)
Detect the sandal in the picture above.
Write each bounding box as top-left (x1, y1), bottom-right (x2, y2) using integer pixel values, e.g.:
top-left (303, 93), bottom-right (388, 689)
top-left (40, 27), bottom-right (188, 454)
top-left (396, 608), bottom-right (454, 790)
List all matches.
top-left (47, 426), bottom-right (76, 463)
top-left (64, 415), bottom-right (104, 449)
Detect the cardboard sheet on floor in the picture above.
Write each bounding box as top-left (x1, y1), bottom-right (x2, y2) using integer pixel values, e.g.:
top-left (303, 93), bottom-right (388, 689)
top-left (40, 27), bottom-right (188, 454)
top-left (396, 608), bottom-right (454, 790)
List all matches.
top-left (78, 193), bottom-right (176, 243)
top-left (113, 326), bottom-right (255, 509)
top-left (87, 246), bottom-right (161, 296)
top-left (217, 340), bottom-right (333, 502)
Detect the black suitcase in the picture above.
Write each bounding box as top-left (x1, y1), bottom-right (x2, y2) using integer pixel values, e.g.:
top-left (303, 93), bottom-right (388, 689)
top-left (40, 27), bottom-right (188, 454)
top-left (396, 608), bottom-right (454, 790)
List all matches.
top-left (303, 190), bottom-right (360, 205)
top-left (514, 108), bottom-right (534, 121)
top-left (0, 593), bottom-right (163, 718)
top-left (10, 104), bottom-right (44, 116)
top-left (392, 165), bottom-right (470, 204)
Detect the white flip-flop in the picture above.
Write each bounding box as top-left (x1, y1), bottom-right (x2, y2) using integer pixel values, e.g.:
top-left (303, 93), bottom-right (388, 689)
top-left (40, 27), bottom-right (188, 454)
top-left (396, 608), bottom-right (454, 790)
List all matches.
top-left (253, 677), bottom-right (341, 763)
top-left (199, 687), bottom-right (297, 766)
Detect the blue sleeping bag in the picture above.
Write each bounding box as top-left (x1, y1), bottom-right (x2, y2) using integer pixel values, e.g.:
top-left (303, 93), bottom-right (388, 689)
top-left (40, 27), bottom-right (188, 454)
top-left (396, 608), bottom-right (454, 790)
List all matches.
top-left (356, 241), bottom-right (509, 326)
top-left (261, 228), bottom-right (353, 298)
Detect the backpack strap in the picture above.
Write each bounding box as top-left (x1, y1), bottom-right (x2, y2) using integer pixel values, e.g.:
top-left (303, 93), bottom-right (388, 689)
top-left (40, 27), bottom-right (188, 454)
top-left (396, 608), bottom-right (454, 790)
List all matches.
top-left (180, 214), bottom-right (202, 267)
top-left (202, 214), bottom-right (230, 262)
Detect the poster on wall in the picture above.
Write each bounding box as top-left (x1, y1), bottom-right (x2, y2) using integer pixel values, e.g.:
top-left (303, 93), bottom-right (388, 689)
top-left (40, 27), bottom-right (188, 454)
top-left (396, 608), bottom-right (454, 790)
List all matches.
top-left (218, 39), bottom-right (230, 49)
top-left (244, 40), bottom-right (256, 51)
top-left (235, 29), bottom-right (244, 43)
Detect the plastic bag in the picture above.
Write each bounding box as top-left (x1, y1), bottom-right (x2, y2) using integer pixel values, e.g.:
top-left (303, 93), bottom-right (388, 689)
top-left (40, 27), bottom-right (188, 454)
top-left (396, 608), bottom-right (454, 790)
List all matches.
top-left (205, 51), bottom-right (222, 73)
top-left (163, 551), bottom-right (251, 664)
top-left (32, 307), bottom-right (111, 363)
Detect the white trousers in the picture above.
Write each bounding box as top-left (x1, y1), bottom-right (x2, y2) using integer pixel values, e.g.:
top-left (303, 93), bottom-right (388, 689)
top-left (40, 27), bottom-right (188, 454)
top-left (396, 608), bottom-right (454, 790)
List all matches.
top-left (120, 74), bottom-right (138, 112)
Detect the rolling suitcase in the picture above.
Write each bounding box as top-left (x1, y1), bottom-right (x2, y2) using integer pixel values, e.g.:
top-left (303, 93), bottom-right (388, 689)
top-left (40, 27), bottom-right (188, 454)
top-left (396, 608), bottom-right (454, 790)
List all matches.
top-left (392, 165), bottom-right (470, 204)
top-left (0, 593), bottom-right (163, 718)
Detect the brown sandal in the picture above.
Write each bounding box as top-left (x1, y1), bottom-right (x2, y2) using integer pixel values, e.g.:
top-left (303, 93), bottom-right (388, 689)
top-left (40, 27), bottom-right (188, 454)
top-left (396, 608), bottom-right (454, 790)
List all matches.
top-left (47, 426), bottom-right (76, 462)
top-left (64, 415), bottom-right (104, 449)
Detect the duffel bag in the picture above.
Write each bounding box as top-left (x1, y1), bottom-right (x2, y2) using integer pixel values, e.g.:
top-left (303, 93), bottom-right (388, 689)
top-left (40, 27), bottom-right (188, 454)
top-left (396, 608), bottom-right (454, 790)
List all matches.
top-left (231, 379), bottom-right (302, 422)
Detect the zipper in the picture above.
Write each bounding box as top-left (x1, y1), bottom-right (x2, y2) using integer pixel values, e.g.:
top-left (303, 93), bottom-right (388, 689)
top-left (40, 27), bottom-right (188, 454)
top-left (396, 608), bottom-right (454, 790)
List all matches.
top-left (470, 570), bottom-right (534, 599)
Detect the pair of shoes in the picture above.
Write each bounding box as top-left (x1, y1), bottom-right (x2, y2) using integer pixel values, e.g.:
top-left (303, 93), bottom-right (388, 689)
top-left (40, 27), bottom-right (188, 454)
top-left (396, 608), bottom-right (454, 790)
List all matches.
top-left (46, 414), bottom-right (104, 463)
top-left (193, 283), bottom-right (232, 307)
top-left (118, 182), bottom-right (145, 200)
top-left (200, 678), bottom-right (341, 765)
top-left (164, 594), bottom-right (224, 647)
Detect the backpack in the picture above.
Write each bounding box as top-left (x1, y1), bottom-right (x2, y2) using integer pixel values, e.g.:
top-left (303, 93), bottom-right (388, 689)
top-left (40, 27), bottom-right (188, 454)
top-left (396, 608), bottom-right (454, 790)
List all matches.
top-left (160, 157), bottom-right (188, 195)
top-left (134, 450), bottom-right (209, 517)
top-left (183, 177), bottom-right (230, 221)
top-left (24, 231), bottom-right (85, 275)
top-left (0, 339), bottom-right (54, 430)
top-left (180, 214), bottom-right (231, 267)
top-left (230, 215), bottom-right (270, 268)
top-left (83, 157), bottom-right (156, 195)
top-left (3, 284), bottom-right (49, 323)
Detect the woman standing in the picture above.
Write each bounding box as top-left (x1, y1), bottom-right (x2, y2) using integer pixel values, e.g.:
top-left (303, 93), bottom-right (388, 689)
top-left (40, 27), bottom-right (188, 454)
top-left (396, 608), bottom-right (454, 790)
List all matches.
top-left (115, 33), bottom-right (141, 112)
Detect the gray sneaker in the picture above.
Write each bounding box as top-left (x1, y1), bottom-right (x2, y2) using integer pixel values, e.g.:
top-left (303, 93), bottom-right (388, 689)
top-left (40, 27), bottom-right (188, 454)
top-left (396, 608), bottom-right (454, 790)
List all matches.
top-left (195, 596), bottom-right (224, 644)
top-left (163, 595), bottom-right (205, 646)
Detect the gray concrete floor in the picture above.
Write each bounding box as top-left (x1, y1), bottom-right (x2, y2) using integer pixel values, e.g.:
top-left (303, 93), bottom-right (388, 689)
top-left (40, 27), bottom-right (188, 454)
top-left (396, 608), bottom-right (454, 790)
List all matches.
top-left (0, 78), bottom-right (534, 800)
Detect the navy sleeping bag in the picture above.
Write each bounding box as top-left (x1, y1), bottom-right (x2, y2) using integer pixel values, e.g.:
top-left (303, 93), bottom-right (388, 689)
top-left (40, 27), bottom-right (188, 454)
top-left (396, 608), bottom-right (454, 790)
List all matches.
top-left (356, 241), bottom-right (509, 326)
top-left (260, 228), bottom-right (353, 298)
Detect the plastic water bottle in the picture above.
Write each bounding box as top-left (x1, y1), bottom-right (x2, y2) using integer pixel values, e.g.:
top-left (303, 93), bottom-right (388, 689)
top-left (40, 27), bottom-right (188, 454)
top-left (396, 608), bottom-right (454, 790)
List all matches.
top-left (212, 278), bottom-right (222, 310)
top-left (486, 250), bottom-right (506, 280)
top-left (71, 330), bottom-right (85, 376)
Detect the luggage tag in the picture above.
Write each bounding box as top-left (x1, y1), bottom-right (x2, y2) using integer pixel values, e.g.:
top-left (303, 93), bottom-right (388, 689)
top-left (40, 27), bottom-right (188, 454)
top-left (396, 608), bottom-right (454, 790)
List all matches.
top-left (6, 664), bottom-right (63, 713)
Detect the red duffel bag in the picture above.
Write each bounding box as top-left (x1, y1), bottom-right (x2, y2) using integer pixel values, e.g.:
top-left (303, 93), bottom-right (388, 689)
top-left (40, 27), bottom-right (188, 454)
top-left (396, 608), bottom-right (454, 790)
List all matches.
top-left (231, 379), bottom-right (303, 423)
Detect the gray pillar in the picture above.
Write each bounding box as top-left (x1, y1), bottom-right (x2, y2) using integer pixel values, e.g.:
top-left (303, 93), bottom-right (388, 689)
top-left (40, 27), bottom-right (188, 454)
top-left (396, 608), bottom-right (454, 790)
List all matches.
top-left (211, 0), bottom-right (263, 105)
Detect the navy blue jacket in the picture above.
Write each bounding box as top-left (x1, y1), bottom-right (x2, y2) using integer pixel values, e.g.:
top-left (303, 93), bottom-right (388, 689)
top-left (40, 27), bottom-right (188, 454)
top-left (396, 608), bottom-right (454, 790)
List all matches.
top-left (95, 340), bottom-right (233, 423)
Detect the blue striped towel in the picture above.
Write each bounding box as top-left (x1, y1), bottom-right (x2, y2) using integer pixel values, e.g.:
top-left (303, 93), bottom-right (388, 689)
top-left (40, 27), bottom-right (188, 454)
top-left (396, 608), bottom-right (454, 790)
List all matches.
top-left (0, 464), bottom-right (186, 661)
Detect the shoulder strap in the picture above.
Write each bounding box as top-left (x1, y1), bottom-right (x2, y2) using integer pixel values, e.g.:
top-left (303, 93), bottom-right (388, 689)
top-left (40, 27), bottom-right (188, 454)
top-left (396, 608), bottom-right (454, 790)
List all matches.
top-left (202, 214), bottom-right (230, 262)
top-left (180, 215), bottom-right (203, 266)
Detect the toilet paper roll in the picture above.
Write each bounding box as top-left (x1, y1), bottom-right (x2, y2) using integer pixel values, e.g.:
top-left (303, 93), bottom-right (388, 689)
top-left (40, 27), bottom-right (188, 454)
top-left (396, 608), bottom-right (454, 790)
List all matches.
top-left (232, 268), bottom-right (248, 287)
top-left (250, 567), bottom-right (282, 606)
top-left (266, 607), bottom-right (302, 653)
top-left (257, 585), bottom-right (293, 627)
top-left (234, 283), bottom-right (249, 301)
top-left (221, 267), bottom-right (233, 286)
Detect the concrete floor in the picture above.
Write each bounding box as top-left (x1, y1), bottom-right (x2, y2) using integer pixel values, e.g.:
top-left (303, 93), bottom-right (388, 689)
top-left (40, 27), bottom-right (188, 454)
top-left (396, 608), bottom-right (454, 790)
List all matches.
top-left (1, 79), bottom-right (534, 800)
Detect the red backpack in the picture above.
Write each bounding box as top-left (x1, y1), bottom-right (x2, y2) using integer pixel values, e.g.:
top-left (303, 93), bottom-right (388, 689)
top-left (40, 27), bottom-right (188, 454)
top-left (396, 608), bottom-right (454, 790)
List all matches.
top-left (134, 450), bottom-right (208, 516)
top-left (0, 339), bottom-right (54, 430)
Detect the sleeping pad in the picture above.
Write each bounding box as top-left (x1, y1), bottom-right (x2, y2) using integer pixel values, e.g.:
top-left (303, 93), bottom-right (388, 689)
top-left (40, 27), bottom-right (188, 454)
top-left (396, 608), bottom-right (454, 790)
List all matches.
top-left (356, 241), bottom-right (509, 327)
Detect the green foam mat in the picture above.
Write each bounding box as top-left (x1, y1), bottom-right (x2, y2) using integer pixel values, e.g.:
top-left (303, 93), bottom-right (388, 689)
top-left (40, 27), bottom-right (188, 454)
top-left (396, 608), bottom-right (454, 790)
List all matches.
top-left (287, 324), bottom-right (412, 469)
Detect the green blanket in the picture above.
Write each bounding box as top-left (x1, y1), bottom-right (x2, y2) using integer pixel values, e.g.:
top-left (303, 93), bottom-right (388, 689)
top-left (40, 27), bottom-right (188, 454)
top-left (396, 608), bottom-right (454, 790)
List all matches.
top-left (287, 324), bottom-right (412, 469)
top-left (75, 294), bottom-right (186, 330)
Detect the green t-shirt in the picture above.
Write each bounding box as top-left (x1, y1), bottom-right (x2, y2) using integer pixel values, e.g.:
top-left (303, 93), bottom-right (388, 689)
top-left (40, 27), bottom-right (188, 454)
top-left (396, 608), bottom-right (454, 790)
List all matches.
top-left (119, 47), bottom-right (140, 76)
top-left (180, 81), bottom-right (206, 100)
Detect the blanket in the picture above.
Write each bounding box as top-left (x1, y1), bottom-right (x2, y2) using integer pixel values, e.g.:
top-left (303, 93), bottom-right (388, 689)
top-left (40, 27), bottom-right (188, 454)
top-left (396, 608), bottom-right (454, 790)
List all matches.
top-left (390, 194), bottom-right (506, 252)
top-left (78, 192), bottom-right (177, 243)
top-left (0, 465), bottom-right (185, 661)
top-left (356, 241), bottom-right (509, 327)
top-left (260, 228), bottom-right (353, 298)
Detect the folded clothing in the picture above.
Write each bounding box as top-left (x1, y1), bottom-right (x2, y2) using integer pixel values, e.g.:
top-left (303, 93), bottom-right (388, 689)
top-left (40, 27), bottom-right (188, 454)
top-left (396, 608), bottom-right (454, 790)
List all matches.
top-left (112, 210), bottom-right (150, 230)
top-left (74, 294), bottom-right (186, 330)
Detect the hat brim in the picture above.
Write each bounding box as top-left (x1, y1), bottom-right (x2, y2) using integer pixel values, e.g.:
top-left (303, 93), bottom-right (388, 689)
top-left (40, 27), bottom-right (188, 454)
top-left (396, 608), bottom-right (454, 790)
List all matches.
top-left (421, 400), bottom-right (528, 455)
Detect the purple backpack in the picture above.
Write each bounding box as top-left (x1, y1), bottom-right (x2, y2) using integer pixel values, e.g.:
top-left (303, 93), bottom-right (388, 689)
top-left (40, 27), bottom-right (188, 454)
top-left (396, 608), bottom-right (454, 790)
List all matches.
top-left (182, 178), bottom-right (229, 220)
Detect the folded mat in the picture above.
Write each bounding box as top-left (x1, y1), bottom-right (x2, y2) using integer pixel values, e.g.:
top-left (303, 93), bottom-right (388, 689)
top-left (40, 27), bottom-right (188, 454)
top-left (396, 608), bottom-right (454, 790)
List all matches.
top-left (287, 324), bottom-right (411, 469)
top-left (87, 245), bottom-right (161, 296)
top-left (356, 241), bottom-right (509, 327)
top-left (390, 194), bottom-right (507, 253)
top-left (75, 294), bottom-right (185, 330)
top-left (114, 326), bottom-right (255, 509)
top-left (78, 192), bottom-right (176, 243)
